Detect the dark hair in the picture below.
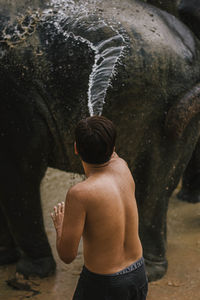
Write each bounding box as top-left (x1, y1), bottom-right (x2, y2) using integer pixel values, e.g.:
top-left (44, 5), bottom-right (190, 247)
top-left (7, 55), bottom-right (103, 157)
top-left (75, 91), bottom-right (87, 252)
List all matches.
top-left (75, 116), bottom-right (116, 164)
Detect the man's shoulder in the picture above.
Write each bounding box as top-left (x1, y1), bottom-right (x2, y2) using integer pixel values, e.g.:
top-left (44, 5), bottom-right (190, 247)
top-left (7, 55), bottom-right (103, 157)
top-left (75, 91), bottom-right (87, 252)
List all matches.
top-left (113, 155), bottom-right (135, 186)
top-left (67, 181), bottom-right (90, 201)
top-left (118, 157), bottom-right (128, 167)
top-left (112, 152), bottom-right (128, 165)
top-left (112, 155), bottom-right (129, 173)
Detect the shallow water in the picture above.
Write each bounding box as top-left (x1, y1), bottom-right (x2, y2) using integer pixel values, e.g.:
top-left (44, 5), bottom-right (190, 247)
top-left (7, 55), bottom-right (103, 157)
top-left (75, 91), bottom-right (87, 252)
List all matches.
top-left (0, 168), bottom-right (199, 300)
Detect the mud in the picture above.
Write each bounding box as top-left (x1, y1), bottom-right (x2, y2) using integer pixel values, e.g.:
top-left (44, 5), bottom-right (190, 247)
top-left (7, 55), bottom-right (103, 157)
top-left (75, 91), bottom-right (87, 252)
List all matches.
top-left (0, 168), bottom-right (199, 300)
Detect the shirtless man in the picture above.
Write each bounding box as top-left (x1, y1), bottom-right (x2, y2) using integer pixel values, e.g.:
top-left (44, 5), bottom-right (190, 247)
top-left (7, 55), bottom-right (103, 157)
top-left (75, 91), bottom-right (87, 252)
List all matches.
top-left (51, 116), bottom-right (148, 300)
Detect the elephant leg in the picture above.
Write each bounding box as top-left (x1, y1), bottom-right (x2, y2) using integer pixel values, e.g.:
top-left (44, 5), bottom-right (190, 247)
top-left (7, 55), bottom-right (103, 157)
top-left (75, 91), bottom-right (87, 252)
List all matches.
top-left (0, 205), bottom-right (20, 264)
top-left (177, 138), bottom-right (200, 203)
top-left (134, 146), bottom-right (184, 282)
top-left (0, 155), bottom-right (56, 278)
top-left (137, 191), bottom-right (169, 282)
top-left (139, 196), bottom-right (168, 282)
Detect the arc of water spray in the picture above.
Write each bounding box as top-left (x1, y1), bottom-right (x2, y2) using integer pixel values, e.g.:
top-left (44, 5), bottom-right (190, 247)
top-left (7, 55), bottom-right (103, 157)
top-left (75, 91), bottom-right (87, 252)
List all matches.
top-left (1, 0), bottom-right (128, 116)
top-left (87, 27), bottom-right (126, 116)
top-left (46, 0), bottom-right (128, 116)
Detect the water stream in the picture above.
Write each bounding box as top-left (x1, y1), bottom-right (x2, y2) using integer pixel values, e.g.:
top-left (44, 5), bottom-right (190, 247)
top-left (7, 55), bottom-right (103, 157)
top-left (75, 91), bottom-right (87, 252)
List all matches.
top-left (0, 0), bottom-right (128, 116)
top-left (44, 0), bottom-right (128, 115)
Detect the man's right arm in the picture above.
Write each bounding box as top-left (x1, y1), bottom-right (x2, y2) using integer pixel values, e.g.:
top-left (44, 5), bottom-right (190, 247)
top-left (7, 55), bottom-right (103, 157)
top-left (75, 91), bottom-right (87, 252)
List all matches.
top-left (57, 186), bottom-right (86, 264)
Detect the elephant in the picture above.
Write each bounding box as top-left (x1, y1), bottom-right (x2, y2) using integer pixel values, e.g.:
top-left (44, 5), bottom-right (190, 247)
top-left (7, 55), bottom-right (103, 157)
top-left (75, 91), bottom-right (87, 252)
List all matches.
top-left (135, 2), bottom-right (200, 205)
top-left (177, 138), bottom-right (200, 203)
top-left (145, 0), bottom-right (200, 204)
top-left (1, 0), bottom-right (200, 282)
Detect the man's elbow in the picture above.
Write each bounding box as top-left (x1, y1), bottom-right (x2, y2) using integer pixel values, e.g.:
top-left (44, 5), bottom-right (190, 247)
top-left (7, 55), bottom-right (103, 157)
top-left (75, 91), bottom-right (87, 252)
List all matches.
top-left (58, 252), bottom-right (77, 264)
top-left (60, 255), bottom-right (76, 264)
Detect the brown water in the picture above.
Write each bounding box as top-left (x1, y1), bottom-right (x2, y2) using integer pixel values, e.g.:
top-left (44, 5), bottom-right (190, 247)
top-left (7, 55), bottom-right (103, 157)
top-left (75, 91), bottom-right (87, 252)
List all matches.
top-left (0, 168), bottom-right (199, 300)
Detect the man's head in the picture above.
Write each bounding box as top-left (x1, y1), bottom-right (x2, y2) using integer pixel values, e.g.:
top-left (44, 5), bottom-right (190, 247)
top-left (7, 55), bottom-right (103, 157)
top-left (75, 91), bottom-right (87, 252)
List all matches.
top-left (75, 116), bottom-right (116, 164)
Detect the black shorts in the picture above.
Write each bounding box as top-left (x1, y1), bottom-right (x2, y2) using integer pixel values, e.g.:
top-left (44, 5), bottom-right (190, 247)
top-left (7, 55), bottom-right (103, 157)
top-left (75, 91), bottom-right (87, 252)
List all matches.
top-left (73, 257), bottom-right (148, 300)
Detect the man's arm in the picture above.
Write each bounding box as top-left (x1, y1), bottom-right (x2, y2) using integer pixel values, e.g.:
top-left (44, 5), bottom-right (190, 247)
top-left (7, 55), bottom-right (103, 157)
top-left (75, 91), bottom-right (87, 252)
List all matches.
top-left (52, 186), bottom-right (86, 264)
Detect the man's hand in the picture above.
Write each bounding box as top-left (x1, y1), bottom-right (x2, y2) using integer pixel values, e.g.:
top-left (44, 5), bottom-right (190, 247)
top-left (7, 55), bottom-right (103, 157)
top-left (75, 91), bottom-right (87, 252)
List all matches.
top-left (50, 188), bottom-right (86, 264)
top-left (51, 202), bottom-right (65, 236)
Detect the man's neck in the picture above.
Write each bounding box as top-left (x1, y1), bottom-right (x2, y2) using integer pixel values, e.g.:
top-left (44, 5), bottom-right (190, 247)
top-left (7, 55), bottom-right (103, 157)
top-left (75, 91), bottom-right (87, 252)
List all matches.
top-left (81, 159), bottom-right (111, 178)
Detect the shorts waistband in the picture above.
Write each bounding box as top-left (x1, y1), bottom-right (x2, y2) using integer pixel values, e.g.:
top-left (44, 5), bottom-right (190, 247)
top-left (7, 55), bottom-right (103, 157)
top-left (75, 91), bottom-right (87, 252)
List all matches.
top-left (83, 257), bottom-right (144, 277)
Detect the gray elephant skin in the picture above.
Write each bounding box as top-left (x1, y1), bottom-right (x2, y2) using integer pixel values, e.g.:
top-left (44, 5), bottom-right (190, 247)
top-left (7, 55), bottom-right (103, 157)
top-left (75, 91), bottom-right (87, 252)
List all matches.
top-left (1, 0), bottom-right (200, 282)
top-left (144, 0), bottom-right (200, 203)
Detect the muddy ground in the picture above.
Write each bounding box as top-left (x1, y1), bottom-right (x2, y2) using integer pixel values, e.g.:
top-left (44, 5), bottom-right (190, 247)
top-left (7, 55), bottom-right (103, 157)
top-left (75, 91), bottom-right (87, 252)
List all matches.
top-left (0, 168), bottom-right (199, 300)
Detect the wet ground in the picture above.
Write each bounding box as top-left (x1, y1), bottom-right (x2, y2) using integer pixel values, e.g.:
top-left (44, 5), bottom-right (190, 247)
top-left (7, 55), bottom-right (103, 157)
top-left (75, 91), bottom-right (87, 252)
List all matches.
top-left (0, 168), bottom-right (200, 300)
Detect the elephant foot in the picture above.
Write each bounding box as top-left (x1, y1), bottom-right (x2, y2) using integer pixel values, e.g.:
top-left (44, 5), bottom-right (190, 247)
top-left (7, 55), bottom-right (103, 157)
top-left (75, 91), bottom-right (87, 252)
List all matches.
top-left (16, 256), bottom-right (56, 278)
top-left (144, 257), bottom-right (168, 282)
top-left (7, 272), bottom-right (41, 296)
top-left (0, 247), bottom-right (21, 265)
top-left (177, 189), bottom-right (200, 203)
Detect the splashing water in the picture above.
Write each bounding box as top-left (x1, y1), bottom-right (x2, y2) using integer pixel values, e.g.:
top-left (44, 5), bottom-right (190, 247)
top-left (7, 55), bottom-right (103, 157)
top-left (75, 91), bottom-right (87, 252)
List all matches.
top-left (87, 29), bottom-right (126, 116)
top-left (1, 0), bottom-right (128, 116)
top-left (44, 0), bottom-right (128, 116)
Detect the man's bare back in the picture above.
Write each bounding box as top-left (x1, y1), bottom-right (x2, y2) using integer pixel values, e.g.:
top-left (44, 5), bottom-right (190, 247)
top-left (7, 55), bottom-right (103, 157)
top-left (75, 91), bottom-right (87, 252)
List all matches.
top-left (68, 153), bottom-right (143, 274)
top-left (51, 116), bottom-right (147, 300)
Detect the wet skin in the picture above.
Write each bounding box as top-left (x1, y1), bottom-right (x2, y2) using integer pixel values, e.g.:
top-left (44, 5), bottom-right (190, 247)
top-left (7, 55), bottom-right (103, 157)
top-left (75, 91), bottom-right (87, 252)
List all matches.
top-left (51, 152), bottom-right (143, 274)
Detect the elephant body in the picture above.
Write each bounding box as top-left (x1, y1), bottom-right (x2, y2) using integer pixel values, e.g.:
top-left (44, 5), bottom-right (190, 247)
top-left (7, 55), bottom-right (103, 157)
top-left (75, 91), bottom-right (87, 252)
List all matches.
top-left (1, 0), bottom-right (200, 281)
